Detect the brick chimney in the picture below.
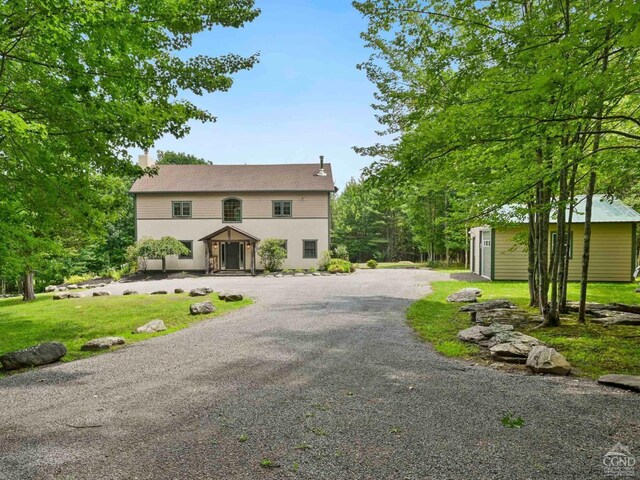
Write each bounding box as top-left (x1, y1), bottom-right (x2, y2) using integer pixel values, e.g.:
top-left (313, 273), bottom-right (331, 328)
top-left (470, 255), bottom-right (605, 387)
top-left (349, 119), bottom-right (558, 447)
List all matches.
top-left (138, 149), bottom-right (155, 168)
top-left (316, 155), bottom-right (327, 177)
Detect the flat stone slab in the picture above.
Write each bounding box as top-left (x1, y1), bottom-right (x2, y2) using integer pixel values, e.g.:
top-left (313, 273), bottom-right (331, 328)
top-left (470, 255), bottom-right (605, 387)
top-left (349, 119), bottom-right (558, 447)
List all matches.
top-left (597, 374), bottom-right (640, 392)
top-left (526, 346), bottom-right (571, 375)
top-left (81, 337), bottom-right (125, 351)
top-left (133, 319), bottom-right (167, 334)
top-left (474, 308), bottom-right (536, 326)
top-left (0, 342), bottom-right (67, 370)
top-left (190, 301), bottom-right (215, 315)
top-left (151, 290), bottom-right (167, 295)
top-left (189, 288), bottom-right (209, 297)
top-left (53, 292), bottom-right (71, 300)
top-left (123, 290), bottom-right (138, 295)
top-left (457, 323), bottom-right (514, 345)
top-left (92, 291), bottom-right (110, 297)
top-left (446, 290), bottom-right (478, 303)
top-left (460, 299), bottom-right (515, 312)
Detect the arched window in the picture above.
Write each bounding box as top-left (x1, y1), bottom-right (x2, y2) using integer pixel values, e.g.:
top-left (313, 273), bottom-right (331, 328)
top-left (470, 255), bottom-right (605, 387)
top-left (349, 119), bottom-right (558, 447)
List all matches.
top-left (223, 198), bottom-right (242, 222)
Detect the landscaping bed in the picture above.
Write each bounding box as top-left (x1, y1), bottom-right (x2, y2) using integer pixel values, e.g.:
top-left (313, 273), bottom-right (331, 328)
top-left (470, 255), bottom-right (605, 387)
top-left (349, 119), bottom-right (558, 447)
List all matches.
top-left (408, 280), bottom-right (640, 378)
top-left (0, 292), bottom-right (251, 374)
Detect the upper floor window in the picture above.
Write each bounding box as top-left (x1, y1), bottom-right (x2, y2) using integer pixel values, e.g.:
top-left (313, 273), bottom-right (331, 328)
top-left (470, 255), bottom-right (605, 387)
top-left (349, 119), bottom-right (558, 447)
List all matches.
top-left (223, 198), bottom-right (242, 222)
top-left (172, 201), bottom-right (191, 218)
top-left (273, 200), bottom-right (292, 217)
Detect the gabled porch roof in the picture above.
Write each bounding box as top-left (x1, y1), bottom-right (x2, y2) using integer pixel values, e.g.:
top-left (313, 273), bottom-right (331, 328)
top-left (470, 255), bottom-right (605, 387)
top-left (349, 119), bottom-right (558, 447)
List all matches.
top-left (198, 225), bottom-right (260, 242)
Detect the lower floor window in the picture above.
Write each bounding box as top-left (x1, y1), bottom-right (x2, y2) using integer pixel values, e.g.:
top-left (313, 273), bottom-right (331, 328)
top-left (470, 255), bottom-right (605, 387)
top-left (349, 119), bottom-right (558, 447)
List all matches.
top-left (303, 239), bottom-right (317, 259)
top-left (179, 240), bottom-right (193, 259)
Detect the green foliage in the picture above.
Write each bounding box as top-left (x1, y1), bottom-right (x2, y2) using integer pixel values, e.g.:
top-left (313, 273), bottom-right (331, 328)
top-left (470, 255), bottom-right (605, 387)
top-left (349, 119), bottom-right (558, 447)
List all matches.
top-left (156, 151), bottom-right (211, 165)
top-left (318, 250), bottom-right (333, 271)
top-left (501, 414), bottom-right (525, 429)
top-left (257, 239), bottom-right (287, 272)
top-left (327, 259), bottom-right (353, 274)
top-left (0, 293), bottom-right (252, 365)
top-left (332, 244), bottom-right (349, 260)
top-left (0, 0), bottom-right (259, 296)
top-left (366, 259), bottom-right (378, 269)
top-left (63, 273), bottom-right (97, 285)
top-left (129, 237), bottom-right (190, 272)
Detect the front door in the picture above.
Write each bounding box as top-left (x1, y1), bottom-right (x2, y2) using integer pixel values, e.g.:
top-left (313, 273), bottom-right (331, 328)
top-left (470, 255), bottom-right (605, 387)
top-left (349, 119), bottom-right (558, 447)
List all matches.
top-left (226, 242), bottom-right (240, 269)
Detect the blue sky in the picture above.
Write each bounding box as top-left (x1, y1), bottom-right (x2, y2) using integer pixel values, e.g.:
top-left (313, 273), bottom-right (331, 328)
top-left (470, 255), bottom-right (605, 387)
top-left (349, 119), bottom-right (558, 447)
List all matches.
top-left (153, 0), bottom-right (382, 189)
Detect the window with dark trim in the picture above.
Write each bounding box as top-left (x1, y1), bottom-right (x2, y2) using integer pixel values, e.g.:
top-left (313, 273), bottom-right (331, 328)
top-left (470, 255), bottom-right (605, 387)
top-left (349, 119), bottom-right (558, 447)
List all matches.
top-left (303, 240), bottom-right (317, 259)
top-left (551, 231), bottom-right (573, 259)
top-left (172, 201), bottom-right (192, 218)
top-left (223, 198), bottom-right (242, 222)
top-left (179, 241), bottom-right (193, 259)
top-left (273, 200), bottom-right (292, 217)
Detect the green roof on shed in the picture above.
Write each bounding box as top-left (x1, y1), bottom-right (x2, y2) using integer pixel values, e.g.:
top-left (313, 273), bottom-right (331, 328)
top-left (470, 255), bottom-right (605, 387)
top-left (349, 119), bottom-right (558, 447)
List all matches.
top-left (501, 195), bottom-right (640, 224)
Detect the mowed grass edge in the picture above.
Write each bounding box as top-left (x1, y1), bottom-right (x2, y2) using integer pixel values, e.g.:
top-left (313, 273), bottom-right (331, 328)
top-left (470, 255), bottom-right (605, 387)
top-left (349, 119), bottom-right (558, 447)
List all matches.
top-left (0, 292), bottom-right (252, 372)
top-left (408, 280), bottom-right (640, 378)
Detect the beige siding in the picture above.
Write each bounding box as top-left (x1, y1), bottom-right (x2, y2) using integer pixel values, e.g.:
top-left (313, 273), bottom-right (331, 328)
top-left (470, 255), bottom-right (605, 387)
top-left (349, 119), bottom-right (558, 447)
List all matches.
top-left (136, 192), bottom-right (329, 220)
top-left (493, 223), bottom-right (634, 282)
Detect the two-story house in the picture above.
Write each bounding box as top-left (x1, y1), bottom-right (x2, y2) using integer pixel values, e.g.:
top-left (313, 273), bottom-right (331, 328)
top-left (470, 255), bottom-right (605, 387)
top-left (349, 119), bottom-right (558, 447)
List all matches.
top-left (130, 153), bottom-right (335, 274)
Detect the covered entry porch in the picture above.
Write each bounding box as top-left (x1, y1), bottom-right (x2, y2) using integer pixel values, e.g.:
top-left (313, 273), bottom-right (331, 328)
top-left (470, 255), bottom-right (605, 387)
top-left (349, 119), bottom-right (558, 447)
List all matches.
top-left (199, 226), bottom-right (260, 275)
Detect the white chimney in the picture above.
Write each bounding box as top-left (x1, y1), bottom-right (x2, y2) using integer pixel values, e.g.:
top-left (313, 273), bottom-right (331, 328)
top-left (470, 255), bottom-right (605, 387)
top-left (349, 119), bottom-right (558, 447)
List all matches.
top-left (317, 155), bottom-right (327, 177)
top-left (138, 149), bottom-right (155, 168)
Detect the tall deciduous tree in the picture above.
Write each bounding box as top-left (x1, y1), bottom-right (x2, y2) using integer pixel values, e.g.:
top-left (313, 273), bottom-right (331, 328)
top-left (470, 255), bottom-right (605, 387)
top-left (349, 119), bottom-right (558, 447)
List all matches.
top-left (354, 0), bottom-right (640, 325)
top-left (0, 0), bottom-right (259, 299)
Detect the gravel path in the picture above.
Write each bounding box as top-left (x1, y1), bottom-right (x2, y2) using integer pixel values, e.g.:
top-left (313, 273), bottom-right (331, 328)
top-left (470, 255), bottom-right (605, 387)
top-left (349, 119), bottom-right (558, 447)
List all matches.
top-left (0, 270), bottom-right (638, 480)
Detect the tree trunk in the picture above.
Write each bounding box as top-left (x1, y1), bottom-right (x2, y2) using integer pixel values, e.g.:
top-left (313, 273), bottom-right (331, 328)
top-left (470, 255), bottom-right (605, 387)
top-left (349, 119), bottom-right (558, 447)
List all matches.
top-left (560, 162), bottom-right (578, 312)
top-left (527, 202), bottom-right (538, 307)
top-left (162, 257), bottom-right (167, 273)
top-left (578, 171), bottom-right (597, 323)
top-left (22, 271), bottom-right (36, 301)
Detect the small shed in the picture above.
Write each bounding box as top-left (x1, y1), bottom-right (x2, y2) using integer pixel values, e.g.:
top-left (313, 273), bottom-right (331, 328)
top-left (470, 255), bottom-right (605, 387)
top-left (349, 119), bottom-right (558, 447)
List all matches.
top-left (469, 196), bottom-right (640, 282)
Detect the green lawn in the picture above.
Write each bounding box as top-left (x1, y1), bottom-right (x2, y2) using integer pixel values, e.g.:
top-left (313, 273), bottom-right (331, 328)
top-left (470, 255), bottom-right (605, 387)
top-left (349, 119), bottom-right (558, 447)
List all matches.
top-left (408, 280), bottom-right (640, 378)
top-left (0, 292), bottom-right (252, 371)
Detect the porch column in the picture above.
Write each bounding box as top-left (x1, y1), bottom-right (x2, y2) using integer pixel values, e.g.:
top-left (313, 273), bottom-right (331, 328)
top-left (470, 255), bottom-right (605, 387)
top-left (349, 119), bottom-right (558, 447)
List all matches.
top-left (204, 241), bottom-right (210, 274)
top-left (251, 241), bottom-right (256, 275)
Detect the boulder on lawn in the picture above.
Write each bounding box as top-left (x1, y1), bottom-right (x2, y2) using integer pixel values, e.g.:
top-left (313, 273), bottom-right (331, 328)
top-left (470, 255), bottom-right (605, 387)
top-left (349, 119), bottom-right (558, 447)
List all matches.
top-left (0, 342), bottom-right (67, 371)
top-left (123, 289), bottom-right (138, 296)
top-left (474, 309), bottom-right (534, 326)
top-left (133, 319), bottom-right (167, 334)
top-left (489, 332), bottom-right (543, 363)
top-left (590, 311), bottom-right (640, 326)
top-left (460, 299), bottom-right (515, 313)
top-left (45, 285), bottom-right (57, 293)
top-left (56, 286), bottom-right (68, 292)
top-left (189, 288), bottom-right (208, 297)
top-left (224, 294), bottom-right (243, 302)
top-left (526, 346), bottom-right (571, 375)
top-left (190, 301), bottom-right (215, 315)
top-left (446, 289), bottom-right (479, 303)
top-left (151, 290), bottom-right (167, 295)
top-left (174, 288), bottom-right (184, 294)
top-left (458, 323), bottom-right (514, 345)
top-left (597, 374), bottom-right (640, 392)
top-left (53, 292), bottom-right (71, 300)
top-left (457, 325), bottom-right (490, 343)
top-left (69, 292), bottom-right (82, 298)
top-left (80, 336), bottom-right (125, 351)
top-left (92, 291), bottom-right (110, 297)
top-left (636, 287), bottom-right (640, 293)
top-left (67, 284), bottom-right (79, 290)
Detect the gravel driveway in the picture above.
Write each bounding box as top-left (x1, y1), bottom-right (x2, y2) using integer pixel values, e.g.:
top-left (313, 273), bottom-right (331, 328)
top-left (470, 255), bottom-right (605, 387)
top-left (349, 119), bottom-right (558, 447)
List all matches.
top-left (0, 270), bottom-right (638, 479)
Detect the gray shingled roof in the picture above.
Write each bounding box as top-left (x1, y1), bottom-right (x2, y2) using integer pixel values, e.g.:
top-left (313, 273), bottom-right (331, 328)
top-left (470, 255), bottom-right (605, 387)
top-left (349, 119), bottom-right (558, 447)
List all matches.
top-left (500, 195), bottom-right (640, 224)
top-left (130, 163), bottom-right (335, 193)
